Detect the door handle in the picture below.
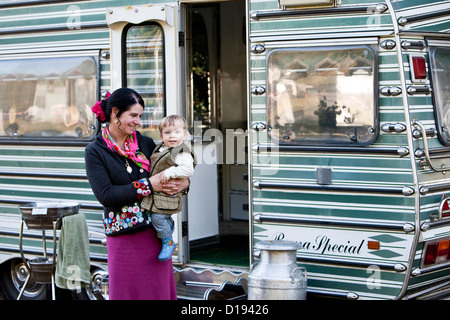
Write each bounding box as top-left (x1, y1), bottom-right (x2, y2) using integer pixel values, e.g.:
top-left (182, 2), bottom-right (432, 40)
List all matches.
top-left (413, 120), bottom-right (450, 172)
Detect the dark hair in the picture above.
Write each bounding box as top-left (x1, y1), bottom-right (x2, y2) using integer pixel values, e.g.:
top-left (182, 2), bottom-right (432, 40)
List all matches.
top-left (100, 88), bottom-right (145, 123)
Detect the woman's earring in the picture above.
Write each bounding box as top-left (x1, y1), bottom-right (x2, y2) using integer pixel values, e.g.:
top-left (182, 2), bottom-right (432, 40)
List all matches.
top-left (114, 119), bottom-right (118, 124)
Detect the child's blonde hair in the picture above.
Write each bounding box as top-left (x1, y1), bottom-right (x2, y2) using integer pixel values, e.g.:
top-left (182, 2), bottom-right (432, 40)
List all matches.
top-left (159, 115), bottom-right (188, 133)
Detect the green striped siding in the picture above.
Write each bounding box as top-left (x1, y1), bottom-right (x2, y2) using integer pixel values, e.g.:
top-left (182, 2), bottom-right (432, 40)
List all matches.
top-left (0, 143), bottom-right (106, 263)
top-left (250, 14), bottom-right (393, 36)
top-left (0, 0), bottom-right (448, 300)
top-left (0, 0), bottom-right (136, 269)
top-left (392, 0), bottom-right (450, 33)
top-left (0, 0), bottom-right (157, 51)
top-left (253, 191), bottom-right (415, 220)
top-left (249, 0), bottom-right (394, 39)
top-left (0, 0), bottom-right (178, 275)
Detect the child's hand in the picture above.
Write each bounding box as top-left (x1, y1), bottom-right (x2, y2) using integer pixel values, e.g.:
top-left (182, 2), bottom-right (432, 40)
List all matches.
top-left (159, 171), bottom-right (169, 185)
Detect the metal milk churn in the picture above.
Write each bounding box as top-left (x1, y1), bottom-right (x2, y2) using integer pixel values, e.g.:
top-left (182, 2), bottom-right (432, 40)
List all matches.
top-left (248, 240), bottom-right (306, 300)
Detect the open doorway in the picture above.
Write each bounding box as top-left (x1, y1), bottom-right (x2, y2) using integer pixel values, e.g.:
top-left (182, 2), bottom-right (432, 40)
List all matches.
top-left (184, 0), bottom-right (248, 268)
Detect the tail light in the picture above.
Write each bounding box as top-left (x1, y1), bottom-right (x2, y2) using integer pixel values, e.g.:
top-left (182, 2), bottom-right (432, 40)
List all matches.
top-left (439, 194), bottom-right (450, 218)
top-left (423, 238), bottom-right (450, 266)
top-left (409, 54), bottom-right (427, 83)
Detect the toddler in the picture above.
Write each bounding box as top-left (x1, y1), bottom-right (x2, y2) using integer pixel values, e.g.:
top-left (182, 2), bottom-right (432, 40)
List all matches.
top-left (141, 115), bottom-right (195, 261)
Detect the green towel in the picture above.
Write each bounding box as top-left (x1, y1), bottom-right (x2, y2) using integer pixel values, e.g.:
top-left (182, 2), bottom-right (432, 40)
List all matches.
top-left (55, 213), bottom-right (91, 290)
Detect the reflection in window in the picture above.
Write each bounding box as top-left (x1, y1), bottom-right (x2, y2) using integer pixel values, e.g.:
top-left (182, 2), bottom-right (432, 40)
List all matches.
top-left (267, 46), bottom-right (377, 145)
top-left (191, 8), bottom-right (213, 134)
top-left (126, 24), bottom-right (165, 141)
top-left (430, 47), bottom-right (450, 144)
top-left (0, 57), bottom-right (97, 138)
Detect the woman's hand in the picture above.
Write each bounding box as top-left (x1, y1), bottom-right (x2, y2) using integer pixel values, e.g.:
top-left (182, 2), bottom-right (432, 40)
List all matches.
top-left (149, 175), bottom-right (189, 195)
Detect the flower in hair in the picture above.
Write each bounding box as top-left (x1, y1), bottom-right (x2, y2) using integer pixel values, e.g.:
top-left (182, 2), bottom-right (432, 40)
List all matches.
top-left (91, 92), bottom-right (111, 122)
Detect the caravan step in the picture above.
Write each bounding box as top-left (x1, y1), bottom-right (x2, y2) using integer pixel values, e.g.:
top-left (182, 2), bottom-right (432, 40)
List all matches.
top-left (174, 267), bottom-right (248, 300)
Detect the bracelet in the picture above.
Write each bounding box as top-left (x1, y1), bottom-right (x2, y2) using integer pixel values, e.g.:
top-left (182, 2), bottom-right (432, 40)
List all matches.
top-left (133, 178), bottom-right (152, 199)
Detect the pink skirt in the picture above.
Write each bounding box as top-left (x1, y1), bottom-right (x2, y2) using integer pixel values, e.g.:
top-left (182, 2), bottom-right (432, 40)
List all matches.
top-left (106, 228), bottom-right (177, 300)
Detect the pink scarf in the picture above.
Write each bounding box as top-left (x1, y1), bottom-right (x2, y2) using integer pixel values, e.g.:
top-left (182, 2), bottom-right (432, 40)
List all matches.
top-left (101, 127), bottom-right (150, 172)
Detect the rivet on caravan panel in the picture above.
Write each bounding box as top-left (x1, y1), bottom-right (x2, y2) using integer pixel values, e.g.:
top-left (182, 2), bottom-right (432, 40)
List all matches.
top-left (380, 40), bottom-right (396, 50)
top-left (397, 147), bottom-right (409, 157)
top-left (251, 44), bottom-right (265, 54)
top-left (403, 223), bottom-right (414, 233)
top-left (402, 186), bottom-right (414, 196)
top-left (394, 263), bottom-right (406, 272)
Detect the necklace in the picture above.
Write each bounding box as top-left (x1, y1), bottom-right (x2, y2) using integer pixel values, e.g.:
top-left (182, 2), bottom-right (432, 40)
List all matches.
top-left (125, 158), bottom-right (132, 174)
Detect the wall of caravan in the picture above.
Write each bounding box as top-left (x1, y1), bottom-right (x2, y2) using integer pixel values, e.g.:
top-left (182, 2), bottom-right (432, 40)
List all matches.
top-left (249, 0), bottom-right (450, 299)
top-left (0, 0), bottom-right (154, 266)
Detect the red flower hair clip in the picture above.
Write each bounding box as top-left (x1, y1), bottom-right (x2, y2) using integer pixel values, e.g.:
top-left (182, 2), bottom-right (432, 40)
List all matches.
top-left (91, 91), bottom-right (111, 122)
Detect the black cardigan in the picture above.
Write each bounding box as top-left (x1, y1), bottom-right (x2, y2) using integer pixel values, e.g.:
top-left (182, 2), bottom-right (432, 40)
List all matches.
top-left (84, 131), bottom-right (156, 214)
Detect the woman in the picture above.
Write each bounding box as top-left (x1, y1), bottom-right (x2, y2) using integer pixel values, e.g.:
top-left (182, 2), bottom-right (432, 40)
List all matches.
top-left (85, 88), bottom-right (187, 300)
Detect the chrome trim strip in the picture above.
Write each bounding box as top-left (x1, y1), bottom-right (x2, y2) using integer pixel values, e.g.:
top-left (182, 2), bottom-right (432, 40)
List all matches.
top-left (421, 219), bottom-right (450, 231)
top-left (255, 143), bottom-right (409, 156)
top-left (0, 198), bottom-right (102, 211)
top-left (0, 22), bottom-right (108, 36)
top-left (307, 288), bottom-right (359, 300)
top-left (398, 8), bottom-right (450, 26)
top-left (297, 255), bottom-right (406, 272)
top-left (0, 0), bottom-right (93, 8)
top-left (251, 3), bottom-right (387, 20)
top-left (412, 262), bottom-right (450, 276)
top-left (253, 180), bottom-right (415, 195)
top-left (254, 213), bottom-right (414, 232)
top-left (419, 181), bottom-right (450, 195)
top-left (404, 280), bottom-right (450, 300)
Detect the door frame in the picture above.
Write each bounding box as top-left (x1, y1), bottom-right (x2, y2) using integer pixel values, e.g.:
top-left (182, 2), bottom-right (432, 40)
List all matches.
top-left (106, 3), bottom-right (189, 264)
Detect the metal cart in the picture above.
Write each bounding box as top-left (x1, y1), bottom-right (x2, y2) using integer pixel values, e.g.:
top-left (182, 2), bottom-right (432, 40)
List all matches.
top-left (17, 202), bottom-right (80, 300)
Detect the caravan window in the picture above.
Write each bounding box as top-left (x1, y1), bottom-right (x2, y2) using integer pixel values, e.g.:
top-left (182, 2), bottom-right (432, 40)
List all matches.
top-left (430, 46), bottom-right (450, 145)
top-left (0, 56), bottom-right (97, 139)
top-left (266, 46), bottom-right (377, 145)
top-left (125, 24), bottom-right (165, 141)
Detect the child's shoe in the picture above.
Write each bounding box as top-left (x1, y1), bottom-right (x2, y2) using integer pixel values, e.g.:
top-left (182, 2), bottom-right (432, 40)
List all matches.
top-left (158, 237), bottom-right (176, 262)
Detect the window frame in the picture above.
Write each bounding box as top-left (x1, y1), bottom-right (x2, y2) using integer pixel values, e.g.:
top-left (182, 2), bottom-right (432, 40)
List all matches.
top-left (122, 22), bottom-right (167, 141)
top-left (265, 45), bottom-right (379, 146)
top-left (0, 52), bottom-right (100, 146)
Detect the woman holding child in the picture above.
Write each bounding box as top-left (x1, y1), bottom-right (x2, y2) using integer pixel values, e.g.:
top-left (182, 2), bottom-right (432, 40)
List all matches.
top-left (84, 88), bottom-right (190, 300)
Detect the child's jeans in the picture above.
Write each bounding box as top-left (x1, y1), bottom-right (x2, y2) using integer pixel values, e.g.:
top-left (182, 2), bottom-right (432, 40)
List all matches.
top-left (151, 213), bottom-right (175, 239)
